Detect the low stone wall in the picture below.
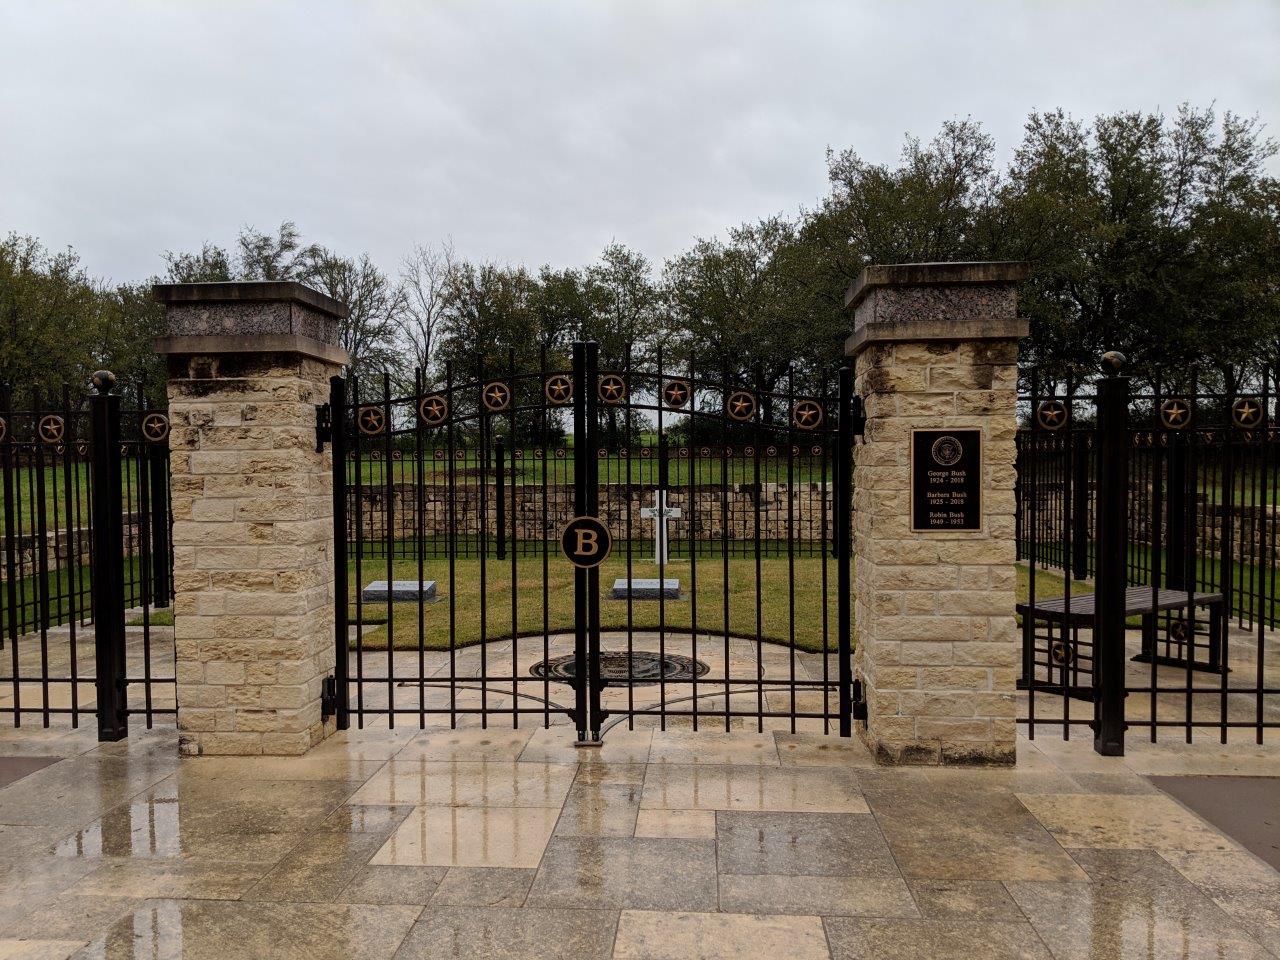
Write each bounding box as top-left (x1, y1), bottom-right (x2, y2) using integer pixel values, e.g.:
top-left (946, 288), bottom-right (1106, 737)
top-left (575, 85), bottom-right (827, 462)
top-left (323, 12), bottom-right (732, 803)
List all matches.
top-left (0, 515), bottom-right (146, 582)
top-left (349, 482), bottom-right (835, 544)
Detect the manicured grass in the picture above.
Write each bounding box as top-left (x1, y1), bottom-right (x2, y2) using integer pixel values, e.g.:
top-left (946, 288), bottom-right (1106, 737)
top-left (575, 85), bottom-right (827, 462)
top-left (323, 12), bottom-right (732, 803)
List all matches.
top-left (127, 608), bottom-right (174, 627)
top-left (0, 555), bottom-right (147, 636)
top-left (351, 551), bottom-right (841, 653)
top-left (0, 459), bottom-right (150, 531)
top-left (349, 552), bottom-right (1087, 654)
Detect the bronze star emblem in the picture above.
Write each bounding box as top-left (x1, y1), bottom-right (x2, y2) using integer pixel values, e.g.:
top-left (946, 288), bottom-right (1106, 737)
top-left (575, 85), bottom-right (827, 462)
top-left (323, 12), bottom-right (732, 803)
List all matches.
top-left (663, 379), bottom-right (691, 409)
top-left (1036, 400), bottom-right (1067, 431)
top-left (141, 412), bottom-right (170, 443)
top-left (598, 374), bottom-right (627, 404)
top-left (357, 406), bottom-right (385, 436)
top-left (1232, 397), bottom-right (1263, 429)
top-left (483, 381), bottom-right (512, 412)
top-left (792, 400), bottom-right (823, 430)
top-left (726, 390), bottom-right (756, 421)
top-left (418, 394), bottom-right (449, 426)
top-left (1159, 398), bottom-right (1190, 430)
top-left (545, 375), bottom-right (573, 405)
top-left (37, 414), bottom-right (66, 444)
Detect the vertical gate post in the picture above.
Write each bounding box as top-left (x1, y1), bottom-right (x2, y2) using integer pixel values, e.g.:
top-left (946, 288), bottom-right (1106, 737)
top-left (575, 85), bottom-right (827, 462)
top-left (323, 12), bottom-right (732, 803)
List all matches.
top-left (154, 282), bottom-right (350, 756)
top-left (329, 375), bottom-right (350, 730)
top-left (837, 365), bottom-right (855, 737)
top-left (845, 262), bottom-right (1028, 765)
top-left (89, 371), bottom-right (129, 741)
top-left (1093, 352), bottom-right (1130, 755)
top-left (148, 437), bottom-right (172, 608)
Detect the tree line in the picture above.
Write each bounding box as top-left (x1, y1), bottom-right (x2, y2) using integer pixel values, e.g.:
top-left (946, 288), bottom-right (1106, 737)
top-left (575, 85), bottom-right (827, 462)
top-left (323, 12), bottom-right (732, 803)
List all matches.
top-left (2, 104), bottom-right (1277, 406)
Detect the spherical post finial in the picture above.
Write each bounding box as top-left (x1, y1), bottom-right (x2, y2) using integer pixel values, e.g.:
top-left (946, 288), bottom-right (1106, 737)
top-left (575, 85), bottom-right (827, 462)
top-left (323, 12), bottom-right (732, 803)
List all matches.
top-left (91, 370), bottom-right (116, 395)
top-left (1100, 351), bottom-right (1126, 375)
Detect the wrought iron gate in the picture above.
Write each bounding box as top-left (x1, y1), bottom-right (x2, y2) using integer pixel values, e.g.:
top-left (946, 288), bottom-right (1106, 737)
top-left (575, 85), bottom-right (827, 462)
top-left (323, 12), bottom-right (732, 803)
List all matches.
top-left (330, 341), bottom-right (857, 739)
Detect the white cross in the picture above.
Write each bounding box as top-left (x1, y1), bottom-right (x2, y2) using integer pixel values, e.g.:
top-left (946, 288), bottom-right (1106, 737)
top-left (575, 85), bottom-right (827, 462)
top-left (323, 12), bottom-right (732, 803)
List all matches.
top-left (640, 491), bottom-right (682, 565)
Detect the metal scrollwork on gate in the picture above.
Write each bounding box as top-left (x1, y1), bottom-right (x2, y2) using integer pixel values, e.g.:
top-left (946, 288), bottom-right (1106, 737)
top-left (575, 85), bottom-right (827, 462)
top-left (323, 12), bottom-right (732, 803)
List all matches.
top-left (791, 399), bottom-right (824, 430)
top-left (1159, 398), bottom-right (1191, 430)
top-left (662, 379), bottom-right (691, 409)
top-left (37, 414), bottom-right (65, 444)
top-left (482, 381), bottom-right (512, 412)
top-left (141, 412), bottom-right (170, 443)
top-left (357, 405), bottom-right (386, 436)
top-left (544, 375), bottom-right (573, 406)
top-left (1169, 618), bottom-right (1190, 643)
top-left (76, 440), bottom-right (89, 457)
top-left (0, 416), bottom-right (6, 443)
top-left (418, 393), bottom-right (449, 427)
top-left (726, 389), bottom-right (756, 421)
top-left (598, 373), bottom-right (627, 405)
top-left (1036, 400), bottom-right (1067, 431)
top-left (1232, 397), bottom-right (1264, 430)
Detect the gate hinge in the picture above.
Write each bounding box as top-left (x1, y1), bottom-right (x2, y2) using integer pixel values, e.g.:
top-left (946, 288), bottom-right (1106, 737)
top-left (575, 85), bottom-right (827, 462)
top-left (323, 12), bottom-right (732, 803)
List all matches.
top-left (320, 675), bottom-right (337, 721)
top-left (851, 678), bottom-right (868, 723)
top-left (850, 396), bottom-right (867, 438)
top-left (315, 403), bottom-right (332, 452)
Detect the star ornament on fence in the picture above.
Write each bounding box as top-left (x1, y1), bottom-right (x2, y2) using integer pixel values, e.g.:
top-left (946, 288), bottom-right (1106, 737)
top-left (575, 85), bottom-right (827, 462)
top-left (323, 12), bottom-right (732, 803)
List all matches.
top-left (37, 414), bottom-right (65, 444)
top-left (482, 381), bottom-right (512, 412)
top-left (357, 405), bottom-right (386, 436)
top-left (141, 412), bottom-right (170, 443)
top-left (1036, 400), bottom-right (1067, 431)
top-left (1232, 397), bottom-right (1263, 430)
top-left (598, 374), bottom-right (627, 404)
top-left (418, 393), bottom-right (449, 427)
top-left (791, 399), bottom-right (824, 430)
top-left (544, 375), bottom-right (573, 405)
top-left (1160, 398), bottom-right (1191, 430)
top-left (726, 389), bottom-right (756, 421)
top-left (662, 379), bottom-right (691, 409)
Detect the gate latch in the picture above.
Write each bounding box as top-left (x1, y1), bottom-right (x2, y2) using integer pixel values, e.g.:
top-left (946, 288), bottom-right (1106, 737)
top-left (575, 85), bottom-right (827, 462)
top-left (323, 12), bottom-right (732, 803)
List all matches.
top-left (851, 678), bottom-right (869, 723)
top-left (320, 675), bottom-right (337, 721)
top-left (850, 396), bottom-right (867, 438)
top-left (315, 403), bottom-right (332, 452)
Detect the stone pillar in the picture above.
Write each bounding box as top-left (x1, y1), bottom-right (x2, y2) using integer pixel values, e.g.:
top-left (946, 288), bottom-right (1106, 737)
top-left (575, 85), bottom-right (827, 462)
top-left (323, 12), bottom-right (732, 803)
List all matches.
top-left (154, 282), bottom-right (349, 756)
top-left (845, 262), bottom-right (1028, 765)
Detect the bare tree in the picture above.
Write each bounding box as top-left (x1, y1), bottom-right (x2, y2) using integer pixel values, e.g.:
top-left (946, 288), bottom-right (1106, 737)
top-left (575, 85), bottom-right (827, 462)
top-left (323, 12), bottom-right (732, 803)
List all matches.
top-left (398, 240), bottom-right (457, 386)
top-left (300, 248), bottom-right (407, 386)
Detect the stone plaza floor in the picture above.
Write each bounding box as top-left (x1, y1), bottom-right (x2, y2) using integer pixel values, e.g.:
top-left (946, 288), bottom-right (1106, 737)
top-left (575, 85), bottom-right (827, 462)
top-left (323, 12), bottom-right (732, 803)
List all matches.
top-left (0, 718), bottom-right (1279, 959)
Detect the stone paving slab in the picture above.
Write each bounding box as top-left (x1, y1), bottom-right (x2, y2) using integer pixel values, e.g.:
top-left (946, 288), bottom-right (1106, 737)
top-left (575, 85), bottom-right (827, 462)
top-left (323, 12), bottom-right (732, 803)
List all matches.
top-left (0, 721), bottom-right (1277, 958)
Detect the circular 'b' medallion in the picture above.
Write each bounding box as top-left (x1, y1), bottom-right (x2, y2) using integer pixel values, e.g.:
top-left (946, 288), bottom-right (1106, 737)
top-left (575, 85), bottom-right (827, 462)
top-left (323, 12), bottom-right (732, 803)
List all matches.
top-left (531, 651), bottom-right (710, 687)
top-left (141, 412), bottom-right (170, 443)
top-left (545, 375), bottom-right (573, 405)
top-left (560, 516), bottom-right (612, 568)
top-left (38, 414), bottom-right (65, 444)
top-left (662, 379), bottom-right (691, 409)
top-left (726, 389), bottom-right (756, 421)
top-left (1159, 398), bottom-right (1191, 430)
top-left (357, 406), bottom-right (385, 436)
top-left (598, 374), bottom-right (627, 405)
top-left (930, 434), bottom-right (964, 467)
top-left (418, 393), bottom-right (449, 426)
top-left (482, 381), bottom-right (512, 412)
top-left (791, 399), bottom-right (823, 430)
top-left (1232, 397), bottom-right (1263, 430)
top-left (1036, 400), bottom-right (1067, 431)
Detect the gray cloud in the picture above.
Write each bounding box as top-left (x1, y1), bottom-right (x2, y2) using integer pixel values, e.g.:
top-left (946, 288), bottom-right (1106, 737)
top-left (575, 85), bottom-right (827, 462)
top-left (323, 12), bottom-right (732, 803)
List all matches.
top-left (1, 0), bottom-right (1276, 283)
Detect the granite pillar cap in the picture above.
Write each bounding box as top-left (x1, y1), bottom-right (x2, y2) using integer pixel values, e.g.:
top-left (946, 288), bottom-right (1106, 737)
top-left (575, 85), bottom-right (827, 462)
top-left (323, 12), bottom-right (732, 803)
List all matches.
top-left (153, 280), bottom-right (350, 366)
top-left (843, 261), bottom-right (1030, 358)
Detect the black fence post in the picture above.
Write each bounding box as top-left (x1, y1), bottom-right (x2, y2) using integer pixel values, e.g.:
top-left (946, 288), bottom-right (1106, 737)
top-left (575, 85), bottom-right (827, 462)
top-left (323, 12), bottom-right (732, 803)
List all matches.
top-left (1071, 430), bottom-right (1091, 578)
top-left (495, 437), bottom-right (506, 561)
top-left (1093, 352), bottom-right (1129, 756)
top-left (330, 376), bottom-right (350, 730)
top-left (1165, 429), bottom-right (1187, 591)
top-left (837, 364), bottom-right (854, 736)
top-left (148, 439), bottom-right (171, 608)
top-left (89, 371), bottom-right (128, 741)
top-left (571, 342), bottom-right (590, 742)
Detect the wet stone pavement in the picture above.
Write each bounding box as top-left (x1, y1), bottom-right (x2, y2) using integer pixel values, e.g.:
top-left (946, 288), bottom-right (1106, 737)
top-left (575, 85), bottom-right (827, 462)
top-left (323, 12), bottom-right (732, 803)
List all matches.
top-left (0, 722), bottom-right (1278, 959)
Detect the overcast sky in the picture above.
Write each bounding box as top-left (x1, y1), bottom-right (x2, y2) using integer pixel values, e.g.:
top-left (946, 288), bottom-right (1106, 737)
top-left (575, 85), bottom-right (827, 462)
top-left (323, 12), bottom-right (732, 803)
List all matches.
top-left (1, 0), bottom-right (1277, 284)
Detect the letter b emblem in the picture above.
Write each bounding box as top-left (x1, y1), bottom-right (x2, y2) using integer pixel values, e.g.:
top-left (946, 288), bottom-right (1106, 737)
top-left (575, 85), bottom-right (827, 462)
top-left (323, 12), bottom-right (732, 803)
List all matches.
top-left (561, 516), bottom-right (612, 568)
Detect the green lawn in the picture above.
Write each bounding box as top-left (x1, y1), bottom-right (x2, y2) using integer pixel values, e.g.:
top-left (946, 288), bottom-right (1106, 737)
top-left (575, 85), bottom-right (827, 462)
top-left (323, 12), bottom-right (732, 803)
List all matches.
top-left (348, 552), bottom-right (1082, 655)
top-left (0, 459), bottom-right (149, 530)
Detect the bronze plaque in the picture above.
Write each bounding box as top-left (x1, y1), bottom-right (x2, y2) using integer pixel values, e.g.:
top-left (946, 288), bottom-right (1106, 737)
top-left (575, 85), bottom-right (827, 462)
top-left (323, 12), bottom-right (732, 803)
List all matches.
top-left (911, 429), bottom-right (982, 532)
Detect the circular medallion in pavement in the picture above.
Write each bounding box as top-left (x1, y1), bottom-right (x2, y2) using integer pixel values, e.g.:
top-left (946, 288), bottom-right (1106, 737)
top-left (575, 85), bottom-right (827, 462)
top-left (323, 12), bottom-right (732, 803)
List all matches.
top-left (530, 651), bottom-right (710, 687)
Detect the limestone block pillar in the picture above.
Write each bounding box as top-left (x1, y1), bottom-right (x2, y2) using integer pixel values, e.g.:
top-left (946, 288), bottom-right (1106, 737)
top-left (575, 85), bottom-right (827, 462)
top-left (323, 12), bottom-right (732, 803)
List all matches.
top-left (845, 262), bottom-right (1029, 765)
top-left (153, 282), bottom-right (349, 756)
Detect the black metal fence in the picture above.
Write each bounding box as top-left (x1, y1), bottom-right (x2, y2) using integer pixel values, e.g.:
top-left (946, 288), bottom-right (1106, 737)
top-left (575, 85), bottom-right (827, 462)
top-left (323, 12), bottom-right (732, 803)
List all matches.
top-left (0, 373), bottom-right (173, 737)
top-left (1017, 354), bottom-right (1279, 750)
